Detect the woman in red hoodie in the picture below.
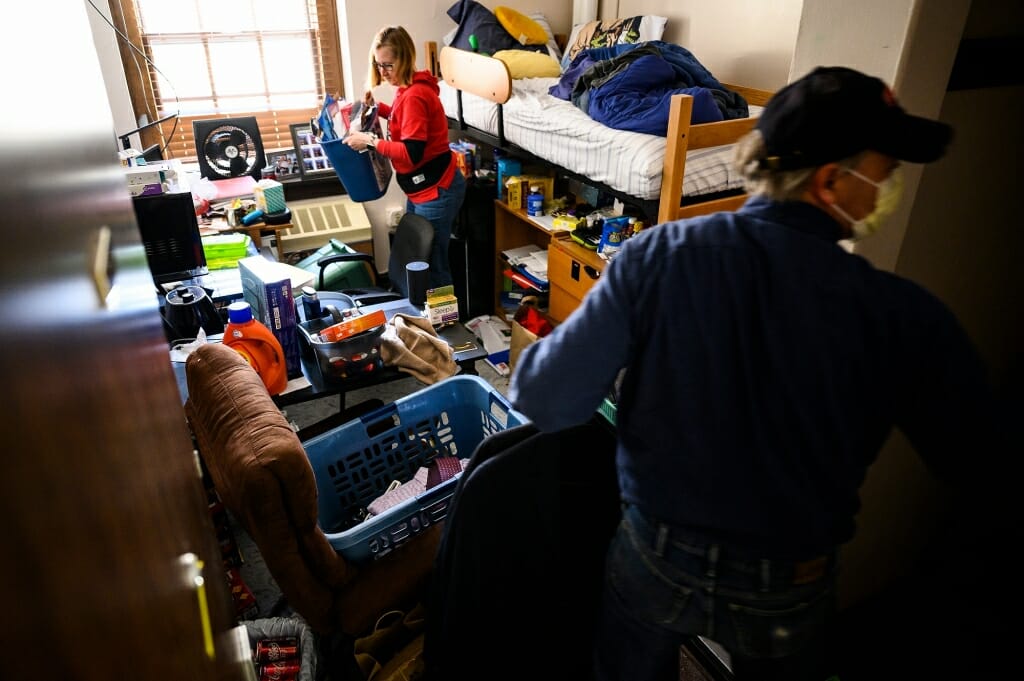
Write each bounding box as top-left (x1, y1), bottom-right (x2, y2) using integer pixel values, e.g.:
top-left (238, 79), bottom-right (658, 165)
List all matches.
top-left (345, 26), bottom-right (466, 289)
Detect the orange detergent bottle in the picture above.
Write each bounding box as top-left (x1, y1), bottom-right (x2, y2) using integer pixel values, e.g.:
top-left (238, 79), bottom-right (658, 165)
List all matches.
top-left (223, 301), bottom-right (288, 395)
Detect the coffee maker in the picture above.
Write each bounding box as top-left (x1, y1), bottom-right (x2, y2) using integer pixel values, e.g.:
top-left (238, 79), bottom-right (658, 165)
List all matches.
top-left (162, 284), bottom-right (224, 342)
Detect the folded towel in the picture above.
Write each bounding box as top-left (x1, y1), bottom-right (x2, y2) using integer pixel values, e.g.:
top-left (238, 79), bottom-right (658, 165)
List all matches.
top-left (380, 313), bottom-right (458, 384)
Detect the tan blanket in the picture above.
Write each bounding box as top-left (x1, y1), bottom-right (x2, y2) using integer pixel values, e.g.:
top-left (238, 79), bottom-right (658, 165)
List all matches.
top-left (380, 313), bottom-right (457, 384)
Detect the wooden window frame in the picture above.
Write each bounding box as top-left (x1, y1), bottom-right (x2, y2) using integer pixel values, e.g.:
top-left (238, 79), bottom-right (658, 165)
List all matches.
top-left (107, 0), bottom-right (344, 163)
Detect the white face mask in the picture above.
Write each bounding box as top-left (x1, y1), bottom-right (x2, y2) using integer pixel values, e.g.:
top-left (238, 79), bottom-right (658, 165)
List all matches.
top-left (831, 166), bottom-right (904, 240)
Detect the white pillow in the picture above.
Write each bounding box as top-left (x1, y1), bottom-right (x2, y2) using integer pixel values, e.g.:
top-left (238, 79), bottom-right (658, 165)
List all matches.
top-left (527, 12), bottom-right (562, 63)
top-left (561, 15), bottom-right (668, 69)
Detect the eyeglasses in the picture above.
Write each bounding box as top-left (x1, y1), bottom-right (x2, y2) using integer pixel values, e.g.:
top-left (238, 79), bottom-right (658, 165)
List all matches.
top-left (374, 61), bottom-right (395, 72)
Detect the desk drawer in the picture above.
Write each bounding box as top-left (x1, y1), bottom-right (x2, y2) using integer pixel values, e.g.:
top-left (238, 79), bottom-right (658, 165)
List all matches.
top-left (547, 238), bottom-right (602, 322)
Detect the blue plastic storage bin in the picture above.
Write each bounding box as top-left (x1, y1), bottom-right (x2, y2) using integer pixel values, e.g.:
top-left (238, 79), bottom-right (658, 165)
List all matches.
top-left (303, 375), bottom-right (527, 563)
top-left (320, 137), bottom-right (391, 202)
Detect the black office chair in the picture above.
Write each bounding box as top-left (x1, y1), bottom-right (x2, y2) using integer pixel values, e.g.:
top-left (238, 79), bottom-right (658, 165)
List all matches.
top-left (315, 212), bottom-right (434, 307)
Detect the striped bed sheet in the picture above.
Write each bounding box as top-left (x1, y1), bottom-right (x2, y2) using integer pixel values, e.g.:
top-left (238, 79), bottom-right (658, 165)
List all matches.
top-left (438, 77), bottom-right (759, 202)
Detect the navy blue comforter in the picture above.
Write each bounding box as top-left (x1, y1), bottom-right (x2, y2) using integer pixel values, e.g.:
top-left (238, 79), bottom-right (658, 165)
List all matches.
top-left (549, 41), bottom-right (749, 136)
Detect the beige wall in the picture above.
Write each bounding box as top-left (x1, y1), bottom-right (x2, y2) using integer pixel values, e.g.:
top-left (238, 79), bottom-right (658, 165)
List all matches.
top-left (608, 0), bottom-right (803, 91)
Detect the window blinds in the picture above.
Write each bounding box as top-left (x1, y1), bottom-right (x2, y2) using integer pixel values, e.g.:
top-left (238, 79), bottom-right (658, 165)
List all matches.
top-left (109, 0), bottom-right (343, 162)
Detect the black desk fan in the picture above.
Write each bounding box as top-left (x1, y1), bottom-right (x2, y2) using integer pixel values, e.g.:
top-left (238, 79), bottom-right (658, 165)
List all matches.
top-left (193, 116), bottom-right (266, 181)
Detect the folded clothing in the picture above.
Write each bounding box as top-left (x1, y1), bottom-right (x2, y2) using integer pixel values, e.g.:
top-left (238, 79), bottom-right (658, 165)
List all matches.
top-left (366, 458), bottom-right (469, 517)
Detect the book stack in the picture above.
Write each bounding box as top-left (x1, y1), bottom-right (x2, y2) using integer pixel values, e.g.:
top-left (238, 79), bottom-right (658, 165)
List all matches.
top-left (500, 245), bottom-right (549, 317)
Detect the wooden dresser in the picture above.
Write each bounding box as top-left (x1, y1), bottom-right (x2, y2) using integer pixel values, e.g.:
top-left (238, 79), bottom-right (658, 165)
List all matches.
top-left (547, 233), bottom-right (605, 323)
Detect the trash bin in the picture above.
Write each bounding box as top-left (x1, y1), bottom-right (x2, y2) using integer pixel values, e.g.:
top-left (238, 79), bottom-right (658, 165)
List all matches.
top-left (244, 616), bottom-right (317, 681)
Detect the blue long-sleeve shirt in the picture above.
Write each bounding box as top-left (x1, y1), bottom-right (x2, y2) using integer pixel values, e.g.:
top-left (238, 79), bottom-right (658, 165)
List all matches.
top-left (508, 197), bottom-right (996, 558)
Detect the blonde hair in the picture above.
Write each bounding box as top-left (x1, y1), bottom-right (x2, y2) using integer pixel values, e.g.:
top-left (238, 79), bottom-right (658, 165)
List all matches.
top-left (733, 130), bottom-right (868, 201)
top-left (732, 130), bottom-right (815, 201)
top-left (367, 26), bottom-right (416, 89)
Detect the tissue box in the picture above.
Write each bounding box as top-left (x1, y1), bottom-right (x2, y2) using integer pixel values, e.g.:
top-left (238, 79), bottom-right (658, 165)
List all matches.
top-left (253, 179), bottom-right (286, 214)
top-left (425, 285), bottom-right (459, 327)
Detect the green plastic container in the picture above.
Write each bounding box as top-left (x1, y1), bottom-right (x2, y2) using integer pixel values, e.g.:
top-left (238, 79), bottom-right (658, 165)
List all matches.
top-left (201, 233), bottom-right (252, 270)
top-left (293, 238), bottom-right (375, 291)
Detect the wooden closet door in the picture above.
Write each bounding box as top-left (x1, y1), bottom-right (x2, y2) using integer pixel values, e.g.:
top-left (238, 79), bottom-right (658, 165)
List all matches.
top-left (0, 4), bottom-right (250, 679)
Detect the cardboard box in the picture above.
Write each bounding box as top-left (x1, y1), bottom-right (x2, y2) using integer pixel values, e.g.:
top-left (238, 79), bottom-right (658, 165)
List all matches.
top-left (505, 174), bottom-right (554, 211)
top-left (505, 176), bottom-right (526, 210)
top-left (318, 309), bottom-right (387, 342)
top-left (238, 256), bottom-right (301, 378)
top-left (425, 285), bottom-right (459, 327)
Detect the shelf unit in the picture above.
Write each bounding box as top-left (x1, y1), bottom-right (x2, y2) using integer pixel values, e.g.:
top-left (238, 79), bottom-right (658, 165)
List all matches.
top-left (492, 200), bottom-right (606, 323)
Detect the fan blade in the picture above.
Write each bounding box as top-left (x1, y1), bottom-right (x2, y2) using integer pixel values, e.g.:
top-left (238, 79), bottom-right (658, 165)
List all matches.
top-left (227, 129), bottom-right (249, 147)
top-left (204, 139), bottom-right (226, 161)
top-left (230, 155), bottom-right (249, 176)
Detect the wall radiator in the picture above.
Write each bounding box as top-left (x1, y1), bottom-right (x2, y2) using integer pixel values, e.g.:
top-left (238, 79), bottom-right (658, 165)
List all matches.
top-left (276, 195), bottom-right (372, 254)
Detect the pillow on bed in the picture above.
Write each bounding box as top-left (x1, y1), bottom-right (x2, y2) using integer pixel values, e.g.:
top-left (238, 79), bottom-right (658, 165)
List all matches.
top-left (493, 50), bottom-right (561, 79)
top-left (527, 12), bottom-right (563, 62)
top-left (562, 15), bottom-right (668, 68)
top-left (494, 7), bottom-right (548, 46)
top-left (447, 0), bottom-right (525, 55)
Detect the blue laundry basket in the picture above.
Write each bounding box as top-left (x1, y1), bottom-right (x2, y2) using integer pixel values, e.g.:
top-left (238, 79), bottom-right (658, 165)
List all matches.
top-left (320, 137), bottom-right (392, 202)
top-left (302, 375), bottom-right (527, 564)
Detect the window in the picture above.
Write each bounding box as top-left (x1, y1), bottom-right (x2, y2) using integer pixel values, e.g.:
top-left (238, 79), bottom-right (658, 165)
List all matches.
top-left (107, 0), bottom-right (343, 162)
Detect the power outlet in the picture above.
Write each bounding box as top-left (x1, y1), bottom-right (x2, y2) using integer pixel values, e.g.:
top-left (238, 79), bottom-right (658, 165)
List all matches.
top-left (386, 206), bottom-right (404, 227)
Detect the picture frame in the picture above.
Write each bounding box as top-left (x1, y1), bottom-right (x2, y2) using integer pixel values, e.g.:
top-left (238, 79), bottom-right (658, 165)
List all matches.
top-left (289, 123), bottom-right (335, 179)
top-left (264, 148), bottom-right (302, 182)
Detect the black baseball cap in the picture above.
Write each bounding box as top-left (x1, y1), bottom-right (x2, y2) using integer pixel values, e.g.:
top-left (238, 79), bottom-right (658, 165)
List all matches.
top-left (756, 66), bottom-right (953, 171)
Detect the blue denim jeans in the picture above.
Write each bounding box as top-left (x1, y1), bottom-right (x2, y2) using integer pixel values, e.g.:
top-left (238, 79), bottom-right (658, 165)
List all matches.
top-left (406, 170), bottom-right (466, 289)
top-left (594, 504), bottom-right (838, 681)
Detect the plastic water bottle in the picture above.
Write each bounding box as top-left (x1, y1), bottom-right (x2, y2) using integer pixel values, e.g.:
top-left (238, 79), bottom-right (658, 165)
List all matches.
top-left (223, 301), bottom-right (288, 395)
top-left (527, 184), bottom-right (544, 217)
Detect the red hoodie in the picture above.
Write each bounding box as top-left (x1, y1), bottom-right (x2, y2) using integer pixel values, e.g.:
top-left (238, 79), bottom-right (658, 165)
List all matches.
top-left (376, 70), bottom-right (456, 203)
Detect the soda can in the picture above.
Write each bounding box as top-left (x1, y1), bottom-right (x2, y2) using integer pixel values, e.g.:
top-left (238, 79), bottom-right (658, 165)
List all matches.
top-left (259, 658), bottom-right (301, 681)
top-left (255, 637), bottom-right (299, 663)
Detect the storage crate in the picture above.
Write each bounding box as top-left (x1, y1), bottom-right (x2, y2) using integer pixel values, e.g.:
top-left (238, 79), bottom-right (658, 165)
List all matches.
top-left (303, 375), bottom-right (527, 563)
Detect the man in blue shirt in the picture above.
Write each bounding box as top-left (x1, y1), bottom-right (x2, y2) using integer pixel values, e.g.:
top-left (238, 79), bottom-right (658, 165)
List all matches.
top-left (508, 66), bottom-right (997, 680)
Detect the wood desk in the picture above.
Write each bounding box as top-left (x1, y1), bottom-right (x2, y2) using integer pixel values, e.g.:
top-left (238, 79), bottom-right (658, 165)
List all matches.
top-left (204, 216), bottom-right (294, 251)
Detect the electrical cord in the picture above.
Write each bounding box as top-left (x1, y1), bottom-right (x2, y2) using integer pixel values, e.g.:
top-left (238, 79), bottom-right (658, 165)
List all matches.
top-left (85, 0), bottom-right (180, 157)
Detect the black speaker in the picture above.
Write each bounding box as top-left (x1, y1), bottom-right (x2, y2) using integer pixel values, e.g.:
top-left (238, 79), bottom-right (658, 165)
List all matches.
top-left (131, 191), bottom-right (208, 286)
top-left (449, 180), bottom-right (496, 320)
top-left (193, 116), bottom-right (266, 181)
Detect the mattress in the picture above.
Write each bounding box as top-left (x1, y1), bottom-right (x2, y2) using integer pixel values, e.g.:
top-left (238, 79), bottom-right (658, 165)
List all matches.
top-left (439, 77), bottom-right (761, 201)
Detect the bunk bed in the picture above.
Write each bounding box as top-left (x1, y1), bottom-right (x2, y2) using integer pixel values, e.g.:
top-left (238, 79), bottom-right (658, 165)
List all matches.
top-left (427, 41), bottom-right (773, 225)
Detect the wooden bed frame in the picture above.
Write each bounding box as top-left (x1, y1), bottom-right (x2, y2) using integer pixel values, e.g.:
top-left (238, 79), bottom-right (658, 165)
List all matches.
top-left (427, 42), bottom-right (773, 225)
